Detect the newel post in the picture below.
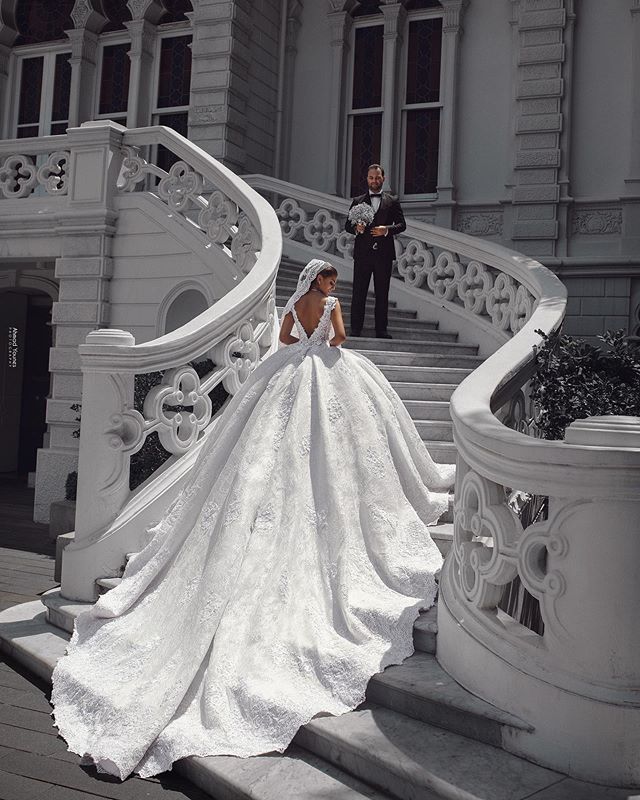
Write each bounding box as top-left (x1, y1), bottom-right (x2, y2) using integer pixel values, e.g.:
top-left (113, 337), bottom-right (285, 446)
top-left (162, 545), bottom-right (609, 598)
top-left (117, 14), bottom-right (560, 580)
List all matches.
top-left (554, 416), bottom-right (640, 685)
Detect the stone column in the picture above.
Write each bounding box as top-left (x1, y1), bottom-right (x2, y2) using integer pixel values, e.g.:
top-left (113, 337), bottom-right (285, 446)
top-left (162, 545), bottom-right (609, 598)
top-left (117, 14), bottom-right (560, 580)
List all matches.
top-left (434, 0), bottom-right (466, 228)
top-left (188, 0), bottom-right (252, 172)
top-left (624, 1), bottom-right (640, 258)
top-left (0, 6), bottom-right (17, 138)
top-left (325, 8), bottom-right (352, 195)
top-left (379, 2), bottom-right (405, 191)
top-left (34, 121), bottom-right (125, 523)
top-left (124, 0), bottom-right (163, 128)
top-left (276, 0), bottom-right (303, 180)
top-left (66, 1), bottom-right (107, 127)
top-left (508, 0), bottom-right (569, 258)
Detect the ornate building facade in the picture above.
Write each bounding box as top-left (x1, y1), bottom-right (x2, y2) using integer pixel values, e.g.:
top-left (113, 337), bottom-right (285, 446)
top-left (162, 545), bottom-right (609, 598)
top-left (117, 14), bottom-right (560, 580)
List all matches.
top-left (0, 0), bottom-right (638, 519)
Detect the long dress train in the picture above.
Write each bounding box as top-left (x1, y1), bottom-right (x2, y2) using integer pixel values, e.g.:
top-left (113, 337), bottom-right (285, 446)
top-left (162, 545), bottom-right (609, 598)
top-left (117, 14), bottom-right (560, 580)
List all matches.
top-left (51, 294), bottom-right (454, 779)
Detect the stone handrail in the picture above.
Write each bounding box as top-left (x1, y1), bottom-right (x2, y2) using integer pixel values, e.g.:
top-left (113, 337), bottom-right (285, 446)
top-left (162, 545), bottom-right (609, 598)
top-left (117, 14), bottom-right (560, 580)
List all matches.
top-left (61, 124), bottom-right (281, 601)
top-left (0, 135), bottom-right (71, 198)
top-left (246, 175), bottom-right (640, 786)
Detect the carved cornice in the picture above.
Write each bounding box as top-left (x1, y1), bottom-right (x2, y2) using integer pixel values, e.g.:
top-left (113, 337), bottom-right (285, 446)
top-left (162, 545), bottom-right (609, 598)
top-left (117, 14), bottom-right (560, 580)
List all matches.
top-left (0, 0), bottom-right (19, 48)
top-left (381, 2), bottom-right (406, 39)
top-left (439, 0), bottom-right (468, 32)
top-left (124, 18), bottom-right (157, 57)
top-left (327, 0), bottom-right (357, 12)
top-left (66, 27), bottom-right (99, 62)
top-left (286, 0), bottom-right (303, 51)
top-left (327, 9), bottom-right (353, 47)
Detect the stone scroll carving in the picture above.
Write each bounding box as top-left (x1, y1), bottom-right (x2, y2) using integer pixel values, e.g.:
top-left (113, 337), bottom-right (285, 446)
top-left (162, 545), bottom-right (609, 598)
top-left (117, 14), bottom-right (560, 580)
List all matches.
top-left (0, 151), bottom-right (70, 198)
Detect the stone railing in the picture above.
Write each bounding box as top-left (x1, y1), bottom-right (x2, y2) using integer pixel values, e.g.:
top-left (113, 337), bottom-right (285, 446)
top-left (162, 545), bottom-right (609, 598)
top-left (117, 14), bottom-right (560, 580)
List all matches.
top-left (60, 125), bottom-right (281, 601)
top-left (249, 175), bottom-right (640, 786)
top-left (244, 175), bottom-right (537, 354)
top-left (0, 140), bottom-right (71, 199)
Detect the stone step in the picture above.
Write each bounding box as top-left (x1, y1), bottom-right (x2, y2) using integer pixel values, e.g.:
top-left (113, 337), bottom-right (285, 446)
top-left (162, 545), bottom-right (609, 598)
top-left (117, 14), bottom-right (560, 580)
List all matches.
top-left (402, 400), bottom-right (451, 421)
top-left (355, 350), bottom-right (481, 369)
top-left (0, 602), bottom-right (392, 800)
top-left (346, 340), bottom-right (476, 357)
top-left (179, 745), bottom-right (393, 800)
top-left (96, 576), bottom-right (122, 594)
top-left (412, 420), bottom-right (453, 442)
top-left (295, 705), bottom-right (560, 800)
top-left (42, 587), bottom-right (91, 634)
top-left (378, 364), bottom-right (471, 385)
top-left (413, 606), bottom-right (438, 655)
top-left (431, 520), bottom-right (453, 548)
top-left (366, 651), bottom-right (533, 747)
top-left (275, 289), bottom-right (402, 312)
top-left (420, 441), bottom-right (457, 465)
top-left (391, 382), bottom-right (458, 402)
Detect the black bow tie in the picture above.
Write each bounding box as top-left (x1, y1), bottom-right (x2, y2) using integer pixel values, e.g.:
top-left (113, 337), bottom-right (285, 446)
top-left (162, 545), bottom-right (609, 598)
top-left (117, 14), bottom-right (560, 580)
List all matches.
top-left (370, 193), bottom-right (382, 198)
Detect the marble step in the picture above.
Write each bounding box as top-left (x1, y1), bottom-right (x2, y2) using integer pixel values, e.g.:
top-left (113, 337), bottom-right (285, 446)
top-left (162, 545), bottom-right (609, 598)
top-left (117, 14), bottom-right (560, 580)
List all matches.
top-left (391, 382), bottom-right (458, 402)
top-left (96, 576), bottom-right (121, 594)
top-left (420, 441), bottom-right (456, 465)
top-left (402, 400), bottom-right (451, 421)
top-left (378, 364), bottom-right (471, 385)
top-left (295, 705), bottom-right (561, 800)
top-left (177, 745), bottom-right (392, 800)
top-left (0, 602), bottom-right (392, 800)
top-left (412, 606), bottom-right (438, 654)
top-left (275, 289), bottom-right (402, 312)
top-left (275, 282), bottom-right (411, 313)
top-left (412, 420), bottom-right (453, 442)
top-left (366, 651), bottom-right (532, 747)
top-left (355, 350), bottom-right (481, 369)
top-left (346, 339), bottom-right (476, 355)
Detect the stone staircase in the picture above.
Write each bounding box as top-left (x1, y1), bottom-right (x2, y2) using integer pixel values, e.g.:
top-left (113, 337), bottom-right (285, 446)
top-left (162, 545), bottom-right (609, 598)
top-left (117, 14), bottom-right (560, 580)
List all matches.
top-left (0, 257), bottom-right (602, 799)
top-left (276, 258), bottom-right (480, 470)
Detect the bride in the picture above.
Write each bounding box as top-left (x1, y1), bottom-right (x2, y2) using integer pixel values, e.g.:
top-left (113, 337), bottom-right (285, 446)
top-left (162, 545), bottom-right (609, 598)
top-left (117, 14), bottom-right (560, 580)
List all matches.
top-left (51, 258), bottom-right (455, 780)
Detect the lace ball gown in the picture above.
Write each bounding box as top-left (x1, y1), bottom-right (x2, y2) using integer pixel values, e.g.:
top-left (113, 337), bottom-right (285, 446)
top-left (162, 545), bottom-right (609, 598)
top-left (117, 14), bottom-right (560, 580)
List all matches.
top-left (51, 294), bottom-right (455, 779)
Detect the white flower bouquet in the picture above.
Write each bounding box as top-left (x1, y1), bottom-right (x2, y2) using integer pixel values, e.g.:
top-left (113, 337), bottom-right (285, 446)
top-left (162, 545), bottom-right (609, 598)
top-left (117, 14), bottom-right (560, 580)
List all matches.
top-left (348, 203), bottom-right (375, 229)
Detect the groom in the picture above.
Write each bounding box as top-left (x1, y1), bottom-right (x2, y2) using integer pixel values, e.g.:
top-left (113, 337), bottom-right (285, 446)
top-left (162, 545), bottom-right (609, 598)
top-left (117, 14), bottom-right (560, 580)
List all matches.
top-left (345, 164), bottom-right (406, 339)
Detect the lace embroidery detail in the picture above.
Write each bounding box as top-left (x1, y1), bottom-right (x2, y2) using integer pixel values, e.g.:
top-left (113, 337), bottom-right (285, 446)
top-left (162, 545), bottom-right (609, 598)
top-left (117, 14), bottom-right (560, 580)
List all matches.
top-left (51, 314), bottom-right (453, 780)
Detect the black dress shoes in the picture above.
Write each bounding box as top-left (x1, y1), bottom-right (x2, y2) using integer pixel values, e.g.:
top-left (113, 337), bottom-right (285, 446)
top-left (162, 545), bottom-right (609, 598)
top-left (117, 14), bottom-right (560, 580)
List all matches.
top-left (376, 331), bottom-right (393, 339)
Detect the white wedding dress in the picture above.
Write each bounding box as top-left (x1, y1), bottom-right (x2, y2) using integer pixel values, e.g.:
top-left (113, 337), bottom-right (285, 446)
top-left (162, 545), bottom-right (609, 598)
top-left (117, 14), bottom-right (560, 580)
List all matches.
top-left (51, 293), bottom-right (454, 780)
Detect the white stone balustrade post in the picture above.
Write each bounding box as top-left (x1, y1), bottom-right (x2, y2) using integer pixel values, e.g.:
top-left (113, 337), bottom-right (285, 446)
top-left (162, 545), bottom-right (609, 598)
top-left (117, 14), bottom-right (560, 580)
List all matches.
top-left (63, 329), bottom-right (136, 601)
top-left (553, 416), bottom-right (640, 686)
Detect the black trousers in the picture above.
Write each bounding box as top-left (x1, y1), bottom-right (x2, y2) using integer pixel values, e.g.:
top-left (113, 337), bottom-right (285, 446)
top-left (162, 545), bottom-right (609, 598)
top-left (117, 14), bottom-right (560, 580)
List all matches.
top-left (350, 257), bottom-right (392, 335)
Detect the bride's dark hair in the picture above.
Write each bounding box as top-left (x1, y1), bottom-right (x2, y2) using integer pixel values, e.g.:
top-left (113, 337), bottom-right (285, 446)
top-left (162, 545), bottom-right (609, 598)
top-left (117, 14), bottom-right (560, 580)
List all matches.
top-left (311, 265), bottom-right (338, 287)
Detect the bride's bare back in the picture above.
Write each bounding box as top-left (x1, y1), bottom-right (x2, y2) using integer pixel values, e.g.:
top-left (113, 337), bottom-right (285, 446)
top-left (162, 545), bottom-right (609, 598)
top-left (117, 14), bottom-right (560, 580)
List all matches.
top-left (279, 271), bottom-right (346, 347)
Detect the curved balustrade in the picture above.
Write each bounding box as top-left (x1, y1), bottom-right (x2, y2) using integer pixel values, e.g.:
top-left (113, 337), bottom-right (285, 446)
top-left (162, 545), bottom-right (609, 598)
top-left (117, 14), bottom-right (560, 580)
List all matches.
top-left (247, 175), bottom-right (640, 786)
top-left (61, 125), bottom-right (282, 601)
top-left (0, 138), bottom-right (71, 199)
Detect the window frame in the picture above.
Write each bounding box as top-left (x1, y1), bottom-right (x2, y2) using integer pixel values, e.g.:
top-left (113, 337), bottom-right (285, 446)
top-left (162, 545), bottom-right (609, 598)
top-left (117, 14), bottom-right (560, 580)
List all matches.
top-left (345, 17), bottom-right (385, 198)
top-left (398, 7), bottom-right (445, 200)
top-left (9, 43), bottom-right (73, 139)
top-left (344, 5), bottom-right (445, 201)
top-left (93, 31), bottom-right (132, 125)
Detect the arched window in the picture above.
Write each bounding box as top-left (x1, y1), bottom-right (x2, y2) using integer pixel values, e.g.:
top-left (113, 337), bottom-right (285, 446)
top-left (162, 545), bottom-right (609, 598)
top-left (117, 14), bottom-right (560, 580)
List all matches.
top-left (102, 0), bottom-right (132, 33)
top-left (163, 288), bottom-right (208, 335)
top-left (161, 0), bottom-right (193, 25)
top-left (15, 0), bottom-right (74, 45)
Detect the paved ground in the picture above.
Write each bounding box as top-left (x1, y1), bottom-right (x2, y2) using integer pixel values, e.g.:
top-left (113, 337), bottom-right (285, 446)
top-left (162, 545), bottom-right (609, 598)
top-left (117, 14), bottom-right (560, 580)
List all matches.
top-left (0, 474), bottom-right (210, 800)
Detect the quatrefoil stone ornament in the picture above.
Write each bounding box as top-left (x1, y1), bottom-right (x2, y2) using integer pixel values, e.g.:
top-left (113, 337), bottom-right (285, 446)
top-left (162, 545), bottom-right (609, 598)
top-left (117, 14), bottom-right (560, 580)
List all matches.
top-left (303, 209), bottom-right (339, 251)
top-left (457, 260), bottom-right (493, 315)
top-left (143, 367), bottom-right (212, 454)
top-left (277, 198), bottom-right (307, 238)
top-left (0, 155), bottom-right (37, 198)
top-left (397, 240), bottom-right (435, 288)
top-left (453, 469), bottom-right (522, 610)
top-left (158, 161), bottom-right (203, 212)
top-left (486, 272), bottom-right (517, 330)
top-left (37, 151), bottom-right (70, 196)
top-left (428, 251), bottom-right (464, 301)
top-left (198, 190), bottom-right (239, 243)
top-left (213, 321), bottom-right (261, 394)
top-left (231, 214), bottom-right (260, 274)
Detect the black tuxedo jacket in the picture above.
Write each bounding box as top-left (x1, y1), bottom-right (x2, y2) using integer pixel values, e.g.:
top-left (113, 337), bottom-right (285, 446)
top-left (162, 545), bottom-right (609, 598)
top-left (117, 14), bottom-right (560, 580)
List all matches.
top-left (345, 192), bottom-right (407, 264)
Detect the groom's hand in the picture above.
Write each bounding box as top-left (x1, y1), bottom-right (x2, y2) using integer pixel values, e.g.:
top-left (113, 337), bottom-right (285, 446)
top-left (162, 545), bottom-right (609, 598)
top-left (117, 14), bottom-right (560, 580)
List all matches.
top-left (371, 226), bottom-right (388, 237)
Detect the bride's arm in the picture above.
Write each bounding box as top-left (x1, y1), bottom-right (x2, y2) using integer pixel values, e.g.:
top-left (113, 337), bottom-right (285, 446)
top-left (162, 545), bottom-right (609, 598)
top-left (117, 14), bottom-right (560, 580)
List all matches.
top-left (329, 301), bottom-right (346, 347)
top-left (279, 311), bottom-right (299, 345)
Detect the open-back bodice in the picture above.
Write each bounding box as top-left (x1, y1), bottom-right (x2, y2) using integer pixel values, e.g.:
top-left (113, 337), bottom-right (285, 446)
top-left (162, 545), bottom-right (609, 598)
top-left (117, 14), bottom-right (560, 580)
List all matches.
top-left (291, 295), bottom-right (337, 346)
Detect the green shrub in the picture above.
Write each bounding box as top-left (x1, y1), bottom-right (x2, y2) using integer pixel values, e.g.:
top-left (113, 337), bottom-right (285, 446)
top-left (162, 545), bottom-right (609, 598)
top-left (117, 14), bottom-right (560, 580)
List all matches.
top-left (531, 328), bottom-right (640, 440)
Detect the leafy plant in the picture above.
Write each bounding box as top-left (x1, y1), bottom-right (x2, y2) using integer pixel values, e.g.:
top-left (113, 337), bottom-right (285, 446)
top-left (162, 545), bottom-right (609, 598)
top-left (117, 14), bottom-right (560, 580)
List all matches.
top-left (531, 328), bottom-right (640, 440)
